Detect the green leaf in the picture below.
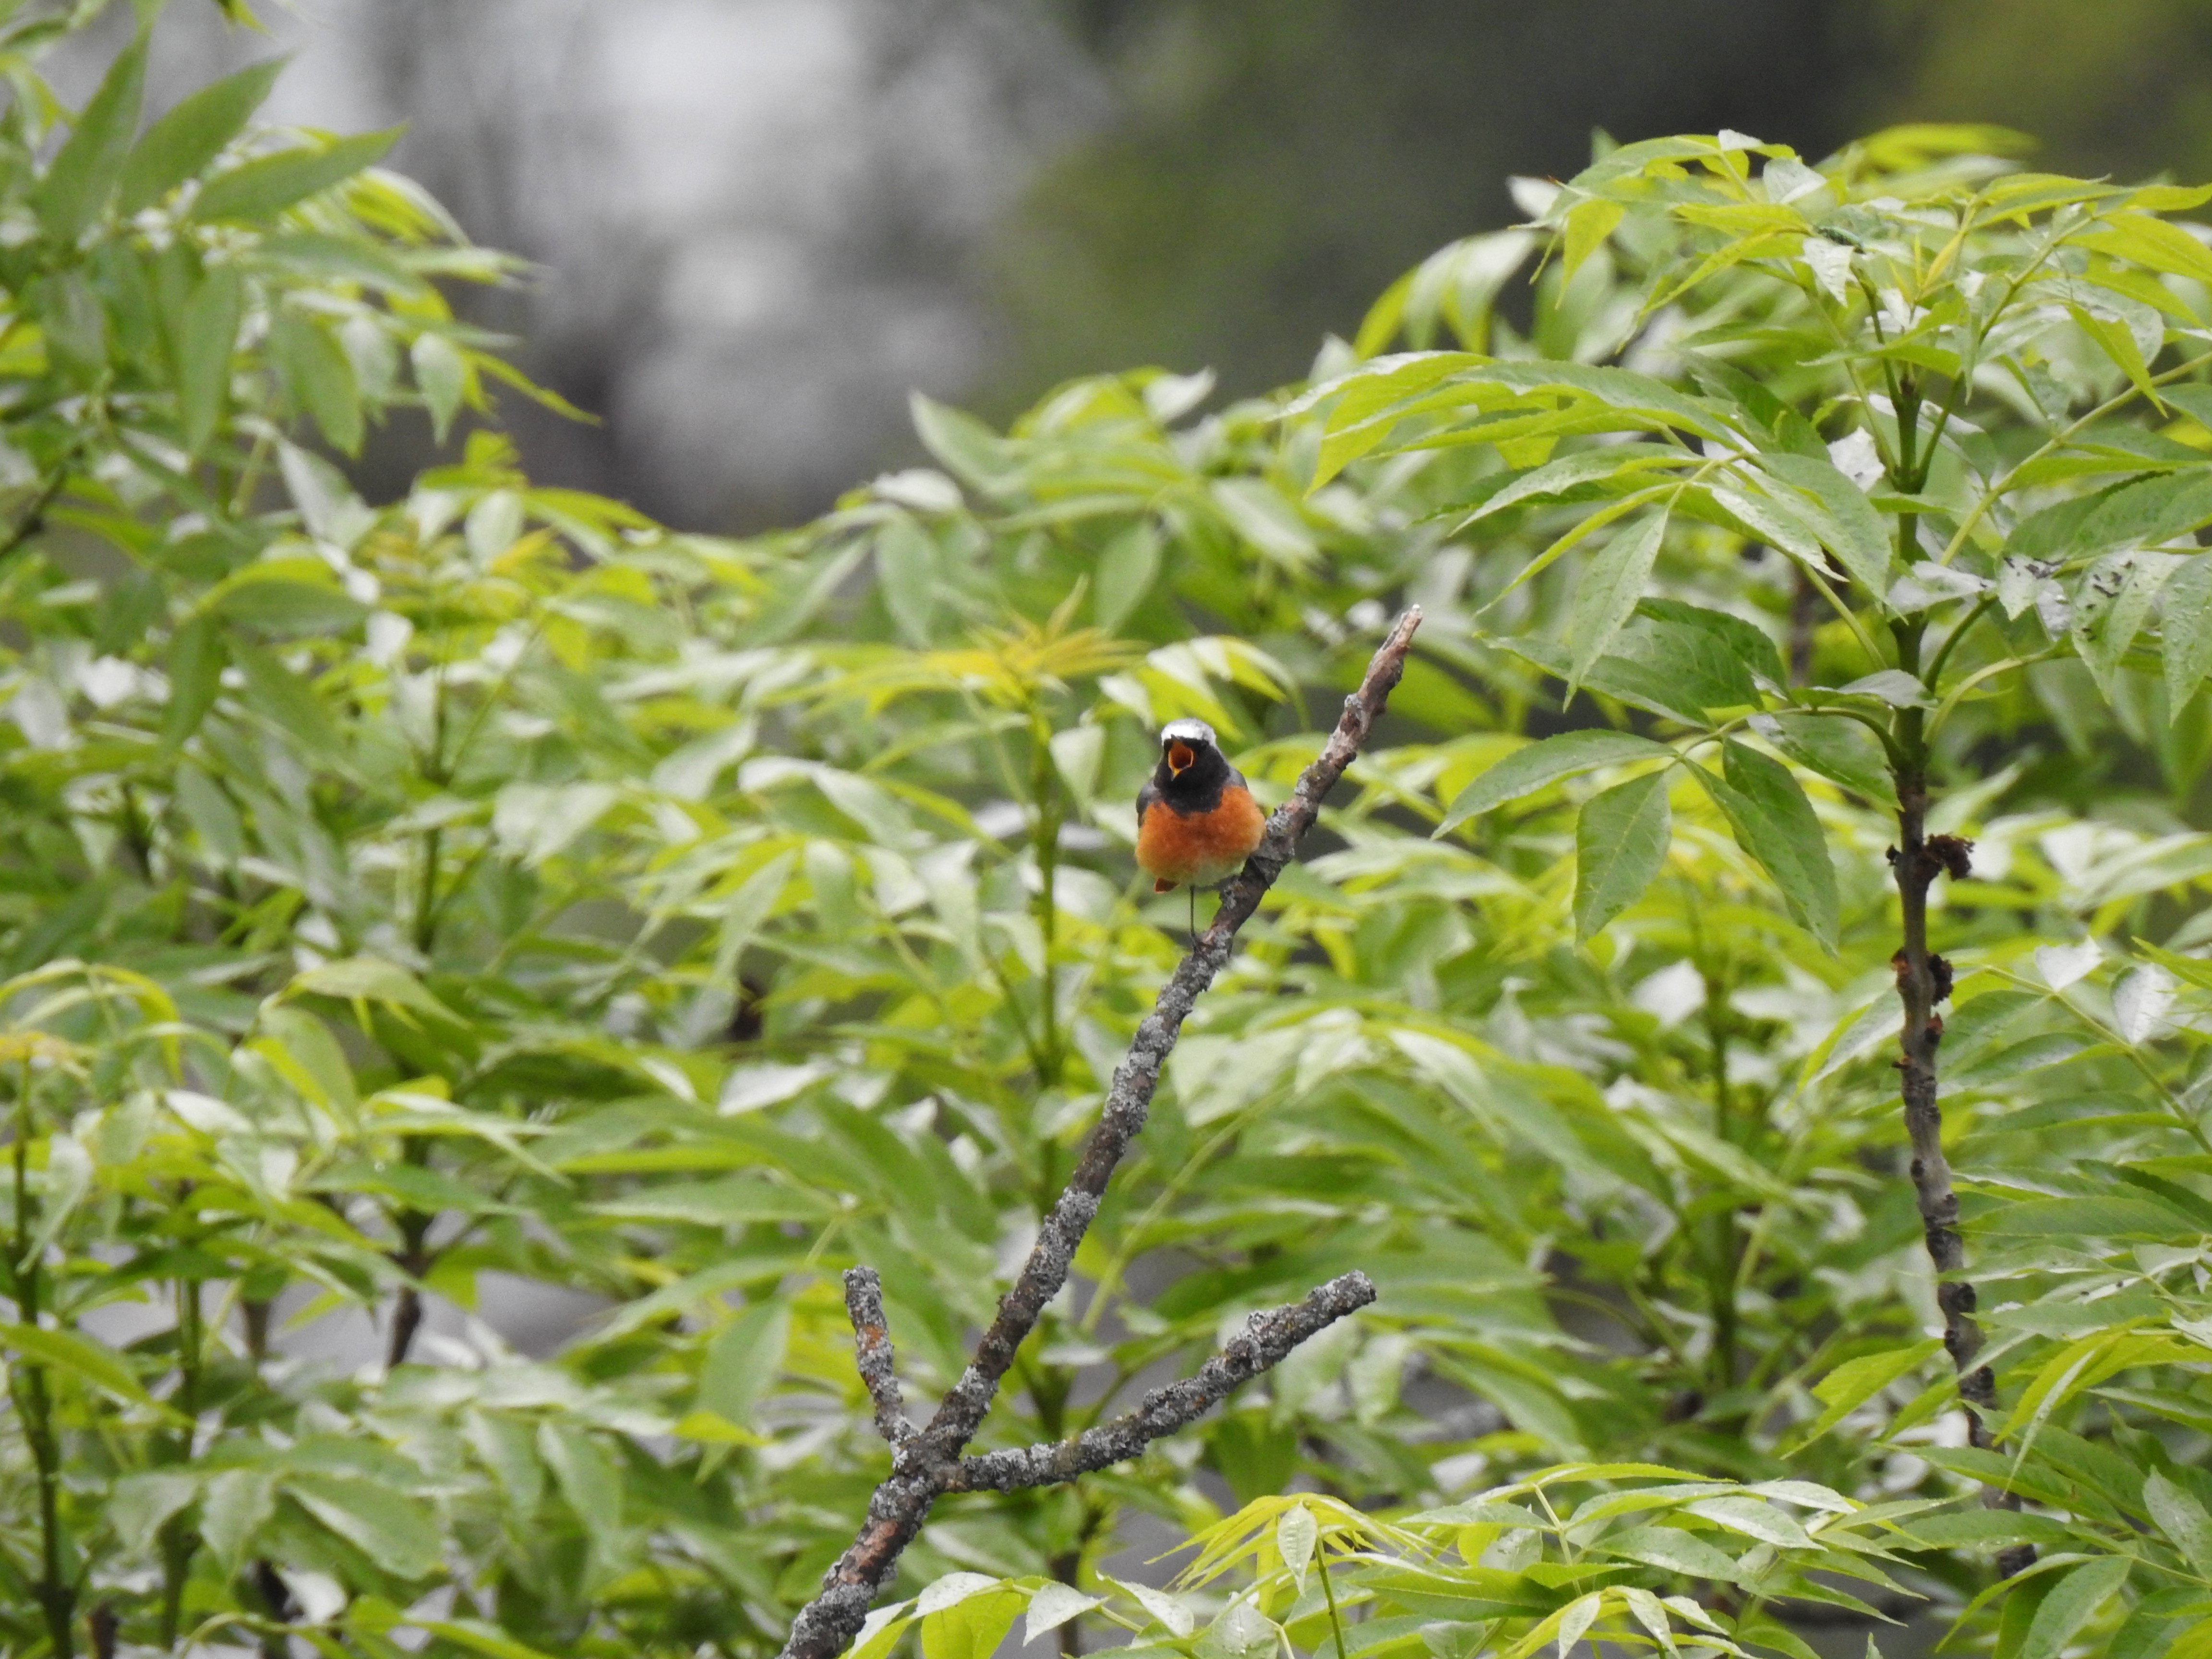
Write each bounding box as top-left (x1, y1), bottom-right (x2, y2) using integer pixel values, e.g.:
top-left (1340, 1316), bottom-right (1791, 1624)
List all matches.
top-left (539, 1420), bottom-right (624, 1553)
top-left (178, 266), bottom-right (242, 454)
top-left (117, 57), bottom-right (283, 214)
top-left (1454, 444), bottom-right (1696, 528)
top-left (911, 393), bottom-right (1015, 490)
top-left (0, 1322), bottom-right (152, 1407)
top-left (1629, 597), bottom-right (1784, 701)
top-left (849, 1608), bottom-right (918, 1659)
top-left (921, 1588), bottom-right (1028, 1659)
top-left (1752, 711), bottom-right (1891, 801)
top-left (1295, 351), bottom-right (1486, 487)
top-left (230, 636), bottom-right (343, 756)
top-left (1568, 511), bottom-right (1669, 690)
top-left (201, 1467), bottom-right (277, 1569)
top-left (192, 126), bottom-right (401, 222)
top-left (286, 1471), bottom-right (442, 1580)
top-left (1684, 1495), bottom-right (1811, 1548)
top-left (1594, 1525), bottom-right (1745, 1584)
top-left (289, 957), bottom-right (456, 1021)
top-left (1705, 741), bottom-right (1839, 948)
top-left (1562, 198), bottom-right (1625, 281)
top-left (1980, 1196), bottom-right (2195, 1236)
top-left (40, 268), bottom-right (106, 379)
top-left (1791, 1340), bottom-right (1942, 1448)
top-left (696, 1296), bottom-right (793, 1429)
top-left (2069, 303), bottom-right (2161, 409)
top-left (1755, 451), bottom-right (1893, 595)
top-left (1027, 1583), bottom-right (1105, 1645)
top-left (1905, 1511), bottom-right (2080, 1551)
top-left (876, 516), bottom-right (938, 647)
top-left (1500, 601), bottom-right (1773, 725)
top-left (464, 1413), bottom-right (542, 1517)
top-left (1276, 1504), bottom-right (1318, 1589)
top-left (2079, 552), bottom-right (2183, 697)
top-left (257, 1006), bottom-right (358, 1110)
top-left (594, 1178), bottom-right (829, 1227)
top-left (1575, 770), bottom-right (1672, 941)
top-left (1437, 729), bottom-right (1671, 835)
top-left (1301, 355), bottom-right (1741, 489)
top-left (409, 1621), bottom-right (565, 1659)
top-left (160, 613), bottom-right (226, 749)
top-left (2080, 468), bottom-right (2212, 556)
top-left (411, 332), bottom-right (467, 442)
top-left (2073, 210), bottom-right (2212, 289)
top-left (208, 556), bottom-right (369, 635)
top-left (2165, 555), bottom-right (2212, 715)
top-left (34, 33), bottom-right (147, 241)
top-left (271, 309), bottom-right (364, 454)
top-left (1734, 1614), bottom-right (1825, 1659)
top-left (2146, 1472), bottom-right (2212, 1579)
top-left (1094, 520), bottom-right (1161, 631)
top-left (108, 1471), bottom-right (199, 1556)
top-left (2021, 1556), bottom-right (2131, 1659)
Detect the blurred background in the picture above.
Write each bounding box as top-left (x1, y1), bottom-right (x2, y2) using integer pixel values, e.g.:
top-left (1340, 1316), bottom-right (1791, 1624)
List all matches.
top-left (105, 0), bottom-right (2212, 531)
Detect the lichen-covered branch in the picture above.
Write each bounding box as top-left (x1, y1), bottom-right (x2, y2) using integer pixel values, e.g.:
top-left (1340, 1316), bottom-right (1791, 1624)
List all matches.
top-left (845, 1267), bottom-right (915, 1449)
top-left (943, 1271), bottom-right (1375, 1492)
top-left (774, 608), bottom-right (1421, 1659)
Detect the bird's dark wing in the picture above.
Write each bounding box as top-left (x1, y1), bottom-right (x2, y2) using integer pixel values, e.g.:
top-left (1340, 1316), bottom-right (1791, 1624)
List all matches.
top-left (1135, 778), bottom-right (1161, 833)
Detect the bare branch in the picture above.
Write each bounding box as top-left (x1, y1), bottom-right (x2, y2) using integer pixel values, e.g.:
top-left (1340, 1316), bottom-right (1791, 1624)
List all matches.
top-left (776, 608), bottom-right (1422, 1659)
top-left (845, 1267), bottom-right (915, 1449)
top-left (943, 1271), bottom-right (1376, 1493)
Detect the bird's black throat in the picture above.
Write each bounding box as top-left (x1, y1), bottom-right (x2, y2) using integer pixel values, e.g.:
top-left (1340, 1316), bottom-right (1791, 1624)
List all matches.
top-left (1152, 744), bottom-right (1232, 813)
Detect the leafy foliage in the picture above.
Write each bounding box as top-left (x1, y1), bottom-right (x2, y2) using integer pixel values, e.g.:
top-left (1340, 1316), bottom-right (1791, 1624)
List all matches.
top-left (5, 10), bottom-right (2212, 1659)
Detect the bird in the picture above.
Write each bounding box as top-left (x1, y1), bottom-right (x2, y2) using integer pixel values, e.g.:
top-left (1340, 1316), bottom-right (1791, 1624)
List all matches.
top-left (1134, 718), bottom-right (1267, 944)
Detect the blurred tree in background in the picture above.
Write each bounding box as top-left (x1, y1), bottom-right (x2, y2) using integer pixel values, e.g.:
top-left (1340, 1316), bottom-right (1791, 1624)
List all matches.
top-left (85, 0), bottom-right (2212, 531)
top-left (991, 0), bottom-right (2212, 425)
top-left (997, 0), bottom-right (1849, 402)
top-left (1866, 0), bottom-right (2212, 184)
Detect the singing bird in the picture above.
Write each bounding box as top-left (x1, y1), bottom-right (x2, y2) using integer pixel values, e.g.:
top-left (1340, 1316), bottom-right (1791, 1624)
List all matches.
top-left (1135, 718), bottom-right (1266, 940)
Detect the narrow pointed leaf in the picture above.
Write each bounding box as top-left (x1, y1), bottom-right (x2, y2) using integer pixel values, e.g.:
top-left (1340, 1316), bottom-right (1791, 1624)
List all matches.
top-left (1568, 510), bottom-right (1668, 689)
top-left (1574, 771), bottom-right (1671, 941)
top-left (1706, 741), bottom-right (1839, 948)
top-left (1437, 730), bottom-right (1671, 835)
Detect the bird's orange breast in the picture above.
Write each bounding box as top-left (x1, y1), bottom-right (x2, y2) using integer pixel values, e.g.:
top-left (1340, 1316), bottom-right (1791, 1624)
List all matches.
top-left (1136, 784), bottom-right (1265, 890)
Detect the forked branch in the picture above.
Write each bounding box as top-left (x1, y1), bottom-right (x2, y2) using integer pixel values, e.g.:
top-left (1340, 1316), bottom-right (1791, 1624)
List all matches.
top-left (777, 607), bottom-right (1422, 1659)
top-left (941, 1271), bottom-right (1376, 1492)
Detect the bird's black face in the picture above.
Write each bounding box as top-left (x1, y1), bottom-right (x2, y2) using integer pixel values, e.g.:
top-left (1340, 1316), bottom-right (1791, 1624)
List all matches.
top-left (1154, 719), bottom-right (1226, 798)
top-left (1158, 719), bottom-right (1217, 781)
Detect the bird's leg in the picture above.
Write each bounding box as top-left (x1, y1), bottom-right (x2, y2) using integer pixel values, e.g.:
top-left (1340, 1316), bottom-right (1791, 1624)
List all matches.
top-left (1187, 887), bottom-right (1197, 950)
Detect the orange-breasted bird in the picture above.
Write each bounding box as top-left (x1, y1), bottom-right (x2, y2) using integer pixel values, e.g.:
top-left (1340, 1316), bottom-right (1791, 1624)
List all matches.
top-left (1135, 718), bottom-right (1266, 941)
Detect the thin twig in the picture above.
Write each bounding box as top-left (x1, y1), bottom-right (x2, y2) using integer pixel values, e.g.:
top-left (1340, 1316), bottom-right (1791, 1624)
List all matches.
top-left (0, 467), bottom-right (70, 565)
top-left (943, 1272), bottom-right (1375, 1491)
top-left (775, 608), bottom-right (1422, 1659)
top-left (845, 1267), bottom-right (916, 1449)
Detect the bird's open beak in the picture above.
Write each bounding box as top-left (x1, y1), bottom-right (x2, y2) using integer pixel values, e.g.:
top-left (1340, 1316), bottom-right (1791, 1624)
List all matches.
top-left (1166, 740), bottom-right (1195, 776)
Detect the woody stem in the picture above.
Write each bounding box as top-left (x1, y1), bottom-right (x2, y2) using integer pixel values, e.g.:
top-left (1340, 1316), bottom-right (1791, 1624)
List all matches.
top-left (1890, 615), bottom-right (2031, 1577)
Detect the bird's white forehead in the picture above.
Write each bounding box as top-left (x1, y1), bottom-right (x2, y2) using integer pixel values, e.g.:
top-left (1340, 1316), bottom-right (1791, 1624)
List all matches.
top-left (1159, 718), bottom-right (1216, 747)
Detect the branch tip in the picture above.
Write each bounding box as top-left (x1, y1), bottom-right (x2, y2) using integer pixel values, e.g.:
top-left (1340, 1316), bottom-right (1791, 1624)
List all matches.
top-left (843, 1266), bottom-right (916, 1449)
